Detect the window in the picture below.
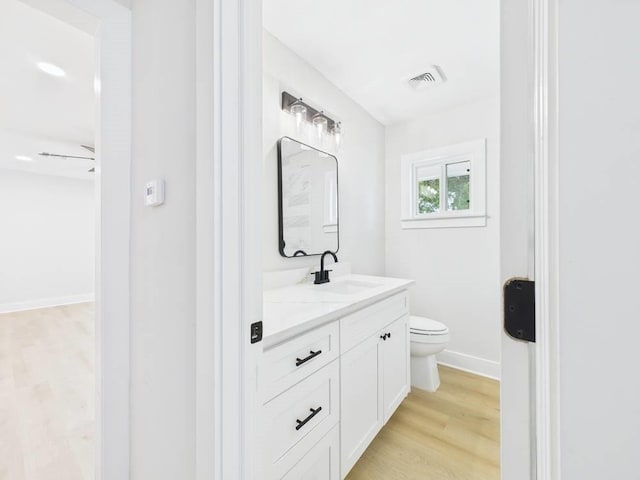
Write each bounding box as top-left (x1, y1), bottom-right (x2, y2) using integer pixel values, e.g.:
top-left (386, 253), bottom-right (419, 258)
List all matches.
top-left (401, 139), bottom-right (486, 229)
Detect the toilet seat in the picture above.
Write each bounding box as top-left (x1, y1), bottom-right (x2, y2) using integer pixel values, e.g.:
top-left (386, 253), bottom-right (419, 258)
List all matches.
top-left (410, 315), bottom-right (448, 336)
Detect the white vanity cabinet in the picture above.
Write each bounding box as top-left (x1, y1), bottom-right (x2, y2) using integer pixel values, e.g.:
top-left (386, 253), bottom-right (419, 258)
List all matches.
top-left (260, 288), bottom-right (411, 480)
top-left (340, 315), bottom-right (410, 477)
top-left (260, 322), bottom-right (341, 480)
top-left (340, 328), bottom-right (384, 475)
top-left (381, 315), bottom-right (411, 422)
top-left (339, 291), bottom-right (410, 478)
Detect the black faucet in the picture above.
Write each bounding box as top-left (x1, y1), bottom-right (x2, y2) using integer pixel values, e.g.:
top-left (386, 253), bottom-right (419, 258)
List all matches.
top-left (312, 250), bottom-right (338, 285)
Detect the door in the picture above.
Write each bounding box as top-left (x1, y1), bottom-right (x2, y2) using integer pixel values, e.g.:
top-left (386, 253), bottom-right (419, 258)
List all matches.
top-left (340, 333), bottom-right (383, 477)
top-left (381, 316), bottom-right (410, 422)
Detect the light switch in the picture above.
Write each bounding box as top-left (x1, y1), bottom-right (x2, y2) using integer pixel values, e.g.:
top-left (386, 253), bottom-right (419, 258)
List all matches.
top-left (145, 179), bottom-right (165, 207)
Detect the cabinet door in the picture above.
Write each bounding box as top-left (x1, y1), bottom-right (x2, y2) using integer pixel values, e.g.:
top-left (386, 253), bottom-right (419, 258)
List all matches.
top-left (382, 315), bottom-right (410, 422)
top-left (340, 332), bottom-right (383, 478)
top-left (281, 426), bottom-right (340, 480)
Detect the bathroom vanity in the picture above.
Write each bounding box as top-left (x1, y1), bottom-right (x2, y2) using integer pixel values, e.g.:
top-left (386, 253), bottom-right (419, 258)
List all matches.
top-left (260, 274), bottom-right (414, 479)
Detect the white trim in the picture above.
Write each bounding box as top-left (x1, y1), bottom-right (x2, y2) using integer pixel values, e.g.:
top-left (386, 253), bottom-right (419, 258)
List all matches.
top-left (401, 215), bottom-right (486, 229)
top-left (195, 0), bottom-right (216, 478)
top-left (0, 294), bottom-right (95, 314)
top-left (211, 0), bottom-right (262, 479)
top-left (213, 0), bottom-right (242, 476)
top-left (438, 350), bottom-right (501, 380)
top-left (533, 0), bottom-right (561, 479)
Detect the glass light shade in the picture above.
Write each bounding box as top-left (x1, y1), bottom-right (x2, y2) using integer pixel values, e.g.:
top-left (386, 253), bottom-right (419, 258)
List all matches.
top-left (331, 121), bottom-right (343, 151)
top-left (312, 112), bottom-right (328, 139)
top-left (290, 101), bottom-right (307, 131)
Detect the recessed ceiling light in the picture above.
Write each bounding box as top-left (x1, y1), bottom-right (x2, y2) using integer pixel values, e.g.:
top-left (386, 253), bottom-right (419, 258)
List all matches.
top-left (37, 62), bottom-right (65, 77)
top-left (15, 155), bottom-right (34, 162)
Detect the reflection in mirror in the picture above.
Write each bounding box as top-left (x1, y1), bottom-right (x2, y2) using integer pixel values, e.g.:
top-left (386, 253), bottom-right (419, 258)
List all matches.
top-left (278, 137), bottom-right (339, 258)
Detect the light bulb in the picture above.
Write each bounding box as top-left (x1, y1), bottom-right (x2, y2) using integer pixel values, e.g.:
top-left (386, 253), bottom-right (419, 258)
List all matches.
top-left (290, 99), bottom-right (307, 132)
top-left (312, 112), bottom-right (328, 140)
top-left (331, 122), bottom-right (343, 151)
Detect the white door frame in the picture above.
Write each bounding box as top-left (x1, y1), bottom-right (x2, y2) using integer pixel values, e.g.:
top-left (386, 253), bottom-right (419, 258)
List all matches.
top-left (91, 4), bottom-right (132, 477)
top-left (34, 1), bottom-right (133, 478)
top-left (207, 0), bottom-right (263, 479)
top-left (213, 0), bottom-right (561, 479)
top-left (532, 0), bottom-right (561, 478)
top-left (501, 0), bottom-right (560, 478)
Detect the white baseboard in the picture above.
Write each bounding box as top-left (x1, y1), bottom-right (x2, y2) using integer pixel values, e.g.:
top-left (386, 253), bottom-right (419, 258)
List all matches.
top-left (0, 293), bottom-right (95, 314)
top-left (437, 349), bottom-right (501, 380)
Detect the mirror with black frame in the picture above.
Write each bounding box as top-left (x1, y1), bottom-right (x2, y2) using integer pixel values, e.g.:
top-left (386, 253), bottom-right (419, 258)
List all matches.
top-left (278, 136), bottom-right (339, 258)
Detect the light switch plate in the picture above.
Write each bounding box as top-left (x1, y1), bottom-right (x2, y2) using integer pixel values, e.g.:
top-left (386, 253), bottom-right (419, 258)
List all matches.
top-left (145, 179), bottom-right (165, 207)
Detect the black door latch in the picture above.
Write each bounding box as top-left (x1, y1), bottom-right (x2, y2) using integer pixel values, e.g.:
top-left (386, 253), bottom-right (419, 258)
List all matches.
top-left (504, 278), bottom-right (535, 342)
top-left (250, 321), bottom-right (263, 344)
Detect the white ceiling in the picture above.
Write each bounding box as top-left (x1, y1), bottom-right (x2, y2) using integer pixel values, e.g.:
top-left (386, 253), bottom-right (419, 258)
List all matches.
top-left (0, 0), bottom-right (95, 180)
top-left (264, 0), bottom-right (500, 126)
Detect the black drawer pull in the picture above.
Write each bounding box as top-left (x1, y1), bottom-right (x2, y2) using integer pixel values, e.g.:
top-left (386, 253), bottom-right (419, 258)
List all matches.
top-left (296, 406), bottom-right (322, 431)
top-left (296, 349), bottom-right (322, 367)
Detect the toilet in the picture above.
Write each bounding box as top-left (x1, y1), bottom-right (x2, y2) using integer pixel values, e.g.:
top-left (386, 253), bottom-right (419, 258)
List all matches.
top-left (410, 315), bottom-right (450, 392)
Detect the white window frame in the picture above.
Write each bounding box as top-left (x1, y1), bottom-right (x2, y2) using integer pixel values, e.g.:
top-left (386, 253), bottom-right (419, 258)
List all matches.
top-left (401, 139), bottom-right (487, 229)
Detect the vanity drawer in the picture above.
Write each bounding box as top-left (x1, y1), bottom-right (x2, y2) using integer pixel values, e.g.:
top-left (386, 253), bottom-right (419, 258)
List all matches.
top-left (340, 291), bottom-right (409, 354)
top-left (263, 360), bottom-right (340, 480)
top-left (279, 425), bottom-right (340, 480)
top-left (261, 321), bottom-right (339, 402)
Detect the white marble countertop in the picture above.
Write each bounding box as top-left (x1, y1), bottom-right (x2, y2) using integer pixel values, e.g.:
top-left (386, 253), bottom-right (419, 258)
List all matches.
top-left (263, 273), bottom-right (414, 348)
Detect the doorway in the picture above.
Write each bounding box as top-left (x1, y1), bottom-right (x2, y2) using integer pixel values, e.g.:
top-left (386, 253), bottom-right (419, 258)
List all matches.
top-left (0, 0), bottom-right (131, 478)
top-left (262, 2), bottom-right (501, 478)
top-left (0, 2), bottom-right (96, 478)
top-left (211, 0), bottom-right (552, 478)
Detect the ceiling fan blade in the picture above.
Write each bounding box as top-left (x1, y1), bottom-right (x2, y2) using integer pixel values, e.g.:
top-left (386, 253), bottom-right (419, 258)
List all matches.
top-left (39, 152), bottom-right (95, 161)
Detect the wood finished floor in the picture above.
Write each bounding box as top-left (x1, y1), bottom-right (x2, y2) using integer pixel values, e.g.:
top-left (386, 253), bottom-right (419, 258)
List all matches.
top-left (0, 305), bottom-right (498, 480)
top-left (0, 303), bottom-right (94, 480)
top-left (346, 366), bottom-right (500, 480)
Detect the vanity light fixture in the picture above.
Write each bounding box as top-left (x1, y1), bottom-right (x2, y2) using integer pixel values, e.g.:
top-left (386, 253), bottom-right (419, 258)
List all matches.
top-left (281, 91), bottom-right (342, 146)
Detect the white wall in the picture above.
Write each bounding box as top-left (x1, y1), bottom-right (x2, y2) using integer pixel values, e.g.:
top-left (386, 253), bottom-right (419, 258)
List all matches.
top-left (129, 1), bottom-right (196, 478)
top-left (557, 1), bottom-right (640, 477)
top-left (0, 170), bottom-right (94, 312)
top-left (263, 31), bottom-right (386, 275)
top-left (385, 97), bottom-right (501, 378)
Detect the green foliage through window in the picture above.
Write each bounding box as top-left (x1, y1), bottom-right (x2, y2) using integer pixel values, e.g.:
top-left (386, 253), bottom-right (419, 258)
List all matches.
top-left (418, 178), bottom-right (440, 214)
top-left (446, 175), bottom-right (470, 210)
top-left (446, 162), bottom-right (470, 211)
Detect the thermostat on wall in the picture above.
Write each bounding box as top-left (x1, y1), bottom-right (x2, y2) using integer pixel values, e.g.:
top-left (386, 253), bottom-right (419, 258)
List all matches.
top-left (145, 179), bottom-right (165, 207)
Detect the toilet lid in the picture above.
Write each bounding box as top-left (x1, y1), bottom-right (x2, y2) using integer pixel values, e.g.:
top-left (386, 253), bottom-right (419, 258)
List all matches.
top-left (410, 316), bottom-right (448, 335)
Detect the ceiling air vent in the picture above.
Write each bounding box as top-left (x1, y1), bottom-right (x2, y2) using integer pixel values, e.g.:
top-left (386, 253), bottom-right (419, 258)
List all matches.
top-left (408, 66), bottom-right (447, 90)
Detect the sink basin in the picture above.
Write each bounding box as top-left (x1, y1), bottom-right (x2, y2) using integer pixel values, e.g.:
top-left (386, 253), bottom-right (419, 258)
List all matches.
top-left (318, 279), bottom-right (381, 295)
